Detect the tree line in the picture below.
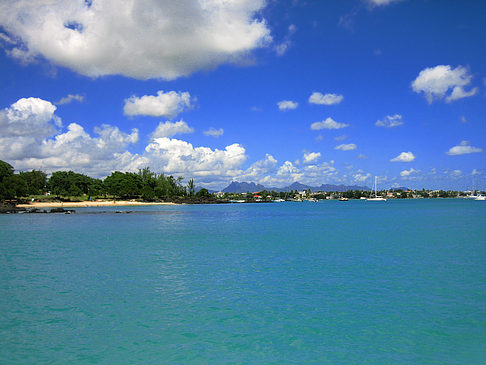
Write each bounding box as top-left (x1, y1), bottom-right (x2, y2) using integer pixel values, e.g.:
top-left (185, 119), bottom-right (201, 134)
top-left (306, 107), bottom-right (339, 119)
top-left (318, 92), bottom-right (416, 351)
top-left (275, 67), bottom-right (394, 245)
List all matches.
top-left (0, 159), bottom-right (475, 203)
top-left (0, 160), bottom-right (211, 202)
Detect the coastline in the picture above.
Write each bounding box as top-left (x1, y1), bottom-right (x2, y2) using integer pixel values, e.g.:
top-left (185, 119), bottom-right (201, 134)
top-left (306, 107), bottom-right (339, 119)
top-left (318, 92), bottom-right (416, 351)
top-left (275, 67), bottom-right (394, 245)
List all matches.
top-left (16, 200), bottom-right (178, 208)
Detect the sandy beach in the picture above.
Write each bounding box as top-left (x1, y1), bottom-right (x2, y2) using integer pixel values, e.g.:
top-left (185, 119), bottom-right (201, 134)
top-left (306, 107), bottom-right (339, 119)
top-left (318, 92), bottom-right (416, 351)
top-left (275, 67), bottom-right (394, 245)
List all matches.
top-left (17, 200), bottom-right (178, 208)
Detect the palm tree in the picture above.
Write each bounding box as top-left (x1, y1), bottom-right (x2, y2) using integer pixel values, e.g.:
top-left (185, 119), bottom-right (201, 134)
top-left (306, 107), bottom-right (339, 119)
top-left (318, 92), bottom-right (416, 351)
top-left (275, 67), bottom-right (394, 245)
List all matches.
top-left (187, 179), bottom-right (195, 196)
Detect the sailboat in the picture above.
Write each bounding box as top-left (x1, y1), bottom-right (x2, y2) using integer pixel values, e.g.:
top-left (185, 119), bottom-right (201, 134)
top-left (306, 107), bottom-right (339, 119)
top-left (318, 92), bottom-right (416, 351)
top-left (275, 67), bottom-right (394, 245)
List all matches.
top-left (465, 175), bottom-right (478, 199)
top-left (367, 176), bottom-right (387, 201)
top-left (466, 174), bottom-right (484, 199)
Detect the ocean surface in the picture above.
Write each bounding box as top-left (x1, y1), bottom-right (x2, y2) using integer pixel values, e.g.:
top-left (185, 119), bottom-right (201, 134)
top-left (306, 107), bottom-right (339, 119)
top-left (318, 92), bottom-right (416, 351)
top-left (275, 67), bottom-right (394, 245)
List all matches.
top-left (1, 199), bottom-right (485, 364)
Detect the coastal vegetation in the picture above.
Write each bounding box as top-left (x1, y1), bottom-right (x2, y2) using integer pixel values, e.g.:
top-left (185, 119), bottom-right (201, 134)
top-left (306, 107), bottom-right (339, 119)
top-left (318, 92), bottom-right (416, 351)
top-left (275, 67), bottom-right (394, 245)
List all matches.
top-left (0, 160), bottom-right (216, 205)
top-left (0, 159), bottom-right (482, 207)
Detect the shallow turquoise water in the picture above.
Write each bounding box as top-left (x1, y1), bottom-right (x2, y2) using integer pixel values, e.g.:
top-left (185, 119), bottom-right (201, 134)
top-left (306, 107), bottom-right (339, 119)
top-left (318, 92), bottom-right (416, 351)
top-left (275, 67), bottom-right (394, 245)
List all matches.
top-left (1, 199), bottom-right (485, 364)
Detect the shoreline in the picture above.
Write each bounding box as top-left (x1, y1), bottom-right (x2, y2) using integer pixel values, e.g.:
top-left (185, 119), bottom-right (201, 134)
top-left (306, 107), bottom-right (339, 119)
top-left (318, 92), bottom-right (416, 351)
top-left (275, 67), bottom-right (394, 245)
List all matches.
top-left (16, 200), bottom-right (178, 208)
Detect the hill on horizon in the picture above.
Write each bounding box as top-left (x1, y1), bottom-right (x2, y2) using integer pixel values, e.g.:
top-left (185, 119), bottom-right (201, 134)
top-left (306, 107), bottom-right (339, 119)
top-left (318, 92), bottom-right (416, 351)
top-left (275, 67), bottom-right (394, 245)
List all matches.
top-left (221, 181), bottom-right (370, 193)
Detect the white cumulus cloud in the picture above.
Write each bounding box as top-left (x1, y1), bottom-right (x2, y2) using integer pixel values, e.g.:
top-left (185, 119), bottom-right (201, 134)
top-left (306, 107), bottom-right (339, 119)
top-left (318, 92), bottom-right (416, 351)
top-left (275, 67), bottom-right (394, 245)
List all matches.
top-left (400, 168), bottom-right (419, 177)
top-left (311, 117), bottom-right (349, 130)
top-left (37, 123), bottom-right (141, 174)
top-left (0, 97), bottom-right (60, 139)
top-left (151, 120), bottom-right (194, 139)
top-left (237, 158), bottom-right (336, 188)
top-left (335, 144), bottom-right (357, 151)
top-left (353, 173), bottom-right (371, 182)
top-left (0, 0), bottom-right (271, 80)
top-left (411, 65), bottom-right (478, 103)
top-left (309, 92), bottom-right (344, 105)
top-left (56, 94), bottom-right (85, 105)
top-left (366, 0), bottom-right (402, 6)
top-left (1, 97), bottom-right (257, 185)
top-left (145, 137), bottom-right (246, 178)
top-left (444, 169), bottom-right (463, 179)
top-left (124, 91), bottom-right (192, 118)
top-left (0, 99), bottom-right (141, 176)
top-left (274, 24), bottom-right (296, 56)
top-left (204, 127), bottom-right (224, 138)
top-left (275, 161), bottom-right (304, 184)
top-left (303, 152), bottom-right (321, 164)
top-left (446, 141), bottom-right (482, 156)
top-left (375, 114), bottom-right (403, 128)
top-left (237, 154), bottom-right (278, 182)
top-left (277, 100), bottom-right (299, 111)
top-left (391, 152), bottom-right (415, 162)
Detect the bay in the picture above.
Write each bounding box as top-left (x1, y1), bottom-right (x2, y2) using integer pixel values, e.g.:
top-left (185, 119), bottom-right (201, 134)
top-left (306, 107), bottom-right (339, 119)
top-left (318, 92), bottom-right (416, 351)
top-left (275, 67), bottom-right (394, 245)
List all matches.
top-left (1, 199), bottom-right (485, 364)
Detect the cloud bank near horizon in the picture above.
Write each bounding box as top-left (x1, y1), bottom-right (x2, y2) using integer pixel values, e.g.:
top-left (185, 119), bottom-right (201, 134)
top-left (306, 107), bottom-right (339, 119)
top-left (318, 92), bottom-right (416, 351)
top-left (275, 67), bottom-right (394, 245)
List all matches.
top-left (0, 97), bottom-right (348, 189)
top-left (0, 92), bottom-right (482, 190)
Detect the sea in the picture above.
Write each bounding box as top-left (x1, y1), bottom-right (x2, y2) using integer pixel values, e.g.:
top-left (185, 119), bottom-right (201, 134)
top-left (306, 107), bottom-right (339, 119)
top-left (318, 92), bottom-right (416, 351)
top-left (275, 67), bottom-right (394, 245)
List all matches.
top-left (1, 199), bottom-right (485, 364)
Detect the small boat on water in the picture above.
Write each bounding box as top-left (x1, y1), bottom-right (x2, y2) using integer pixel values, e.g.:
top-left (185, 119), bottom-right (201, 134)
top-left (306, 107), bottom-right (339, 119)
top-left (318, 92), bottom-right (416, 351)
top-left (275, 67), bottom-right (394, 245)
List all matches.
top-left (475, 195), bottom-right (485, 201)
top-left (339, 197), bottom-right (349, 201)
top-left (367, 176), bottom-right (386, 201)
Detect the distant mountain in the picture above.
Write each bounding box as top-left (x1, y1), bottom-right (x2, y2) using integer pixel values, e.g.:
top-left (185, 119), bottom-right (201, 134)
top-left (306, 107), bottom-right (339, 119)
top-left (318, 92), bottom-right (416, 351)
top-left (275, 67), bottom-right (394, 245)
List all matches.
top-left (221, 181), bottom-right (370, 193)
top-left (287, 182), bottom-right (312, 191)
top-left (222, 181), bottom-right (267, 193)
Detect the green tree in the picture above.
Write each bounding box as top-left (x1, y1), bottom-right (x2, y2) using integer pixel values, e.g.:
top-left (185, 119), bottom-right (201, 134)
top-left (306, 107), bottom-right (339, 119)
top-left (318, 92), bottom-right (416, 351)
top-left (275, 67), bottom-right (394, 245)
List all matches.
top-left (187, 179), bottom-right (195, 196)
top-left (87, 178), bottom-right (105, 197)
top-left (104, 171), bottom-right (142, 198)
top-left (19, 170), bottom-right (47, 195)
top-left (2, 174), bottom-right (28, 200)
top-left (0, 160), bottom-right (15, 201)
top-left (138, 167), bottom-right (157, 188)
top-left (153, 173), bottom-right (170, 199)
top-left (141, 185), bottom-right (156, 201)
top-left (137, 167), bottom-right (157, 201)
top-left (175, 176), bottom-right (186, 196)
top-left (68, 183), bottom-right (83, 197)
top-left (0, 160), bottom-right (14, 181)
top-left (196, 188), bottom-right (211, 198)
top-left (47, 171), bottom-right (94, 196)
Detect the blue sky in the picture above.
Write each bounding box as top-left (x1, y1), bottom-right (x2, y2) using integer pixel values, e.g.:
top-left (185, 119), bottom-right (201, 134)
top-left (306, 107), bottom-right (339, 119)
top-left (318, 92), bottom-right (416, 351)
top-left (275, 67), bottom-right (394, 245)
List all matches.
top-left (0, 0), bottom-right (485, 190)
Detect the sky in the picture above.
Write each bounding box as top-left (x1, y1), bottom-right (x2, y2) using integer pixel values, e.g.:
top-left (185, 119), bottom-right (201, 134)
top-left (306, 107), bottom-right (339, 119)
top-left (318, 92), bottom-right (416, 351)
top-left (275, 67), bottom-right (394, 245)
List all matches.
top-left (0, 0), bottom-right (485, 191)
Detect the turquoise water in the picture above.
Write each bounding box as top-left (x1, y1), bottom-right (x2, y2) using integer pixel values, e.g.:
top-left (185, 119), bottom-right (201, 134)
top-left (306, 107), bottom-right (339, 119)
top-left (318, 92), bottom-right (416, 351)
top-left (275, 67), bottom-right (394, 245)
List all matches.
top-left (1, 199), bottom-right (485, 364)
